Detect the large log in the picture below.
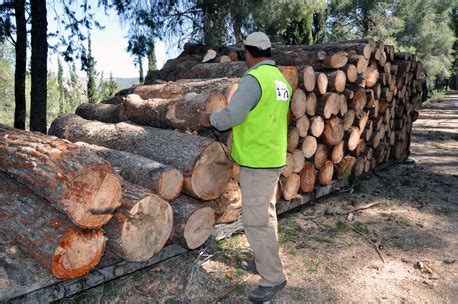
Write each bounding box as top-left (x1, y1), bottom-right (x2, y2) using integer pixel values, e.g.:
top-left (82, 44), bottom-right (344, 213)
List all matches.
top-left (75, 142), bottom-right (183, 201)
top-left (301, 65), bottom-right (316, 92)
top-left (318, 160), bottom-right (334, 186)
top-left (103, 183), bottom-right (173, 262)
top-left (292, 149), bottom-right (305, 173)
top-left (121, 78), bottom-right (239, 100)
top-left (309, 116), bottom-right (325, 137)
top-left (122, 91), bottom-right (227, 131)
top-left (281, 152), bottom-right (295, 177)
top-left (146, 61), bottom-right (247, 82)
top-left (296, 115), bottom-right (310, 137)
top-left (48, 115), bottom-right (232, 201)
top-left (273, 49), bottom-right (348, 69)
top-left (0, 125), bottom-right (122, 228)
top-left (279, 66), bottom-right (299, 90)
top-left (210, 181), bottom-right (242, 224)
top-left (306, 92), bottom-right (317, 116)
top-left (75, 102), bottom-right (127, 123)
top-left (0, 173), bottom-right (105, 279)
top-left (169, 195), bottom-right (215, 249)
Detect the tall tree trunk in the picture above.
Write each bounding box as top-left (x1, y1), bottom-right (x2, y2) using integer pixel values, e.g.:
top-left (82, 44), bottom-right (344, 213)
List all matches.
top-left (30, 0), bottom-right (47, 133)
top-left (14, 0), bottom-right (26, 130)
top-left (138, 55), bottom-right (144, 83)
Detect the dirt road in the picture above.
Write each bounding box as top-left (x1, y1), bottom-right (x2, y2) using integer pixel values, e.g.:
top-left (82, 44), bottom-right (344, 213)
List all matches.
top-left (65, 93), bottom-right (457, 303)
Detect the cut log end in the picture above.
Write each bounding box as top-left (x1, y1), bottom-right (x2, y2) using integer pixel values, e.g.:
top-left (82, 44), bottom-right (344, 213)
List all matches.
top-left (52, 229), bottom-right (105, 279)
top-left (205, 91), bottom-right (228, 113)
top-left (64, 170), bottom-right (123, 228)
top-left (187, 142), bottom-right (232, 200)
top-left (184, 207), bottom-right (215, 249)
top-left (158, 169), bottom-right (185, 201)
top-left (114, 195), bottom-right (173, 262)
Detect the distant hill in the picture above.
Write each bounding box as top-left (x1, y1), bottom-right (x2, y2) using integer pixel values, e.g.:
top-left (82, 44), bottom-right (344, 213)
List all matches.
top-left (113, 78), bottom-right (139, 89)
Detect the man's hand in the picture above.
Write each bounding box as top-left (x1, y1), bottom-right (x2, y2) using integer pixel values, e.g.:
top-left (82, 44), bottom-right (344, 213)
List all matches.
top-left (198, 111), bottom-right (212, 128)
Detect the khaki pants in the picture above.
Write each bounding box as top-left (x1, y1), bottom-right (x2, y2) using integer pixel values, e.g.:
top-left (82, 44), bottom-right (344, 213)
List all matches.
top-left (240, 167), bottom-right (286, 287)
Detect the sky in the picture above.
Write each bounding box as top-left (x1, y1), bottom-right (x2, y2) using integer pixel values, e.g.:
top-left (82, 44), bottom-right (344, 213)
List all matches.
top-left (47, 4), bottom-right (181, 79)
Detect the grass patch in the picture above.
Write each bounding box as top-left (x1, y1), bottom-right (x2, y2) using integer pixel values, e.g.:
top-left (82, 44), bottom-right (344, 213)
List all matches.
top-left (335, 221), bottom-right (351, 233)
top-left (352, 221), bottom-right (370, 235)
top-left (303, 258), bottom-right (321, 272)
top-left (278, 218), bottom-right (303, 245)
top-left (216, 235), bottom-right (251, 263)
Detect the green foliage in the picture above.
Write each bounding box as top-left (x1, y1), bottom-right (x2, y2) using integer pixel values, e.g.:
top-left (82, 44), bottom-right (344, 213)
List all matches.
top-left (98, 73), bottom-right (120, 101)
top-left (57, 57), bottom-right (65, 114)
top-left (84, 34), bottom-right (98, 104)
top-left (0, 43), bottom-right (15, 126)
top-left (66, 62), bottom-right (83, 112)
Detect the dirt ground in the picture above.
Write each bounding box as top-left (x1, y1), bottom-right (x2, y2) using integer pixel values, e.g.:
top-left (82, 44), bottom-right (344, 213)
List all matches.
top-left (63, 93), bottom-right (458, 304)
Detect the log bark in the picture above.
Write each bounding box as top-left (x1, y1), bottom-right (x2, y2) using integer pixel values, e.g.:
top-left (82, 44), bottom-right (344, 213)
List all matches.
top-left (104, 183), bottom-right (173, 262)
top-left (322, 116), bottom-right (344, 145)
top-left (75, 102), bottom-right (127, 123)
top-left (182, 61), bottom-right (248, 80)
top-left (122, 78), bottom-right (240, 100)
top-left (0, 173), bottom-right (105, 279)
top-left (75, 142), bottom-right (183, 201)
top-left (273, 49), bottom-right (348, 69)
top-left (122, 91), bottom-right (227, 131)
top-left (48, 115), bottom-right (232, 201)
top-left (169, 195), bottom-right (215, 249)
top-left (210, 181), bottom-right (242, 224)
top-left (0, 125), bottom-right (122, 228)
top-left (300, 162), bottom-right (316, 193)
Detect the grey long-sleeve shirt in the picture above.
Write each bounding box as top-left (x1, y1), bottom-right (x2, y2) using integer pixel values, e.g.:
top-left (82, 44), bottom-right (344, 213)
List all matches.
top-left (209, 60), bottom-right (276, 131)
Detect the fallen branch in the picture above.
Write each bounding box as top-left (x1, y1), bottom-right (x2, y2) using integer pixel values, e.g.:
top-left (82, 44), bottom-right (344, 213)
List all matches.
top-left (336, 201), bottom-right (382, 215)
top-left (352, 227), bottom-right (385, 263)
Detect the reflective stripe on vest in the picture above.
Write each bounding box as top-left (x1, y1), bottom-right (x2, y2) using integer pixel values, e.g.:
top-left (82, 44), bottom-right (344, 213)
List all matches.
top-left (231, 64), bottom-right (292, 168)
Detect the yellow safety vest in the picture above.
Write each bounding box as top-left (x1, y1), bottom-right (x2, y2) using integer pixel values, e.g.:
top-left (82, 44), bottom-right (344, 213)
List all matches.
top-left (231, 64), bottom-right (292, 168)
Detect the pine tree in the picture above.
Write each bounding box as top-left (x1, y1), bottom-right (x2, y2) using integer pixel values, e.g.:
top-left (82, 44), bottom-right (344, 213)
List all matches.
top-left (57, 57), bottom-right (64, 114)
top-left (84, 33), bottom-right (98, 104)
top-left (67, 62), bottom-right (82, 112)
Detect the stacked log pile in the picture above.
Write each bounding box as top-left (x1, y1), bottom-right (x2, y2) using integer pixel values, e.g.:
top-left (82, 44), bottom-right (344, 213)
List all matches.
top-left (0, 38), bottom-right (421, 281)
top-left (65, 37), bottom-right (421, 220)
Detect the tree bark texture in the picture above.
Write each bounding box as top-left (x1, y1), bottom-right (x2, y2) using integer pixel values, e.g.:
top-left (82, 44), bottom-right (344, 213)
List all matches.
top-left (0, 125), bottom-right (123, 228)
top-left (122, 91), bottom-right (227, 131)
top-left (48, 115), bottom-right (232, 200)
top-left (75, 142), bottom-right (183, 201)
top-left (0, 173), bottom-right (105, 279)
top-left (30, 0), bottom-right (47, 133)
top-left (14, 0), bottom-right (27, 130)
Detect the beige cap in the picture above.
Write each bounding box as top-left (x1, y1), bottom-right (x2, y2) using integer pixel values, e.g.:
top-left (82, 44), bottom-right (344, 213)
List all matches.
top-left (244, 32), bottom-right (271, 50)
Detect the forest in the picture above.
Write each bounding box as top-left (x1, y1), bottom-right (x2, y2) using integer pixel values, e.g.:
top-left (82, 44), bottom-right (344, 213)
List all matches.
top-left (0, 0), bottom-right (457, 132)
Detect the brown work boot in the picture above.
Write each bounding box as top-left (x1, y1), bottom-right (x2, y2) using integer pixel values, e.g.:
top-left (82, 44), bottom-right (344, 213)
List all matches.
top-left (248, 280), bottom-right (287, 303)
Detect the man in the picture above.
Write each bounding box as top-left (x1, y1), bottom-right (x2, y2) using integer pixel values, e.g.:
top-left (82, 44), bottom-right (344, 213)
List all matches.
top-left (199, 32), bottom-right (291, 303)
